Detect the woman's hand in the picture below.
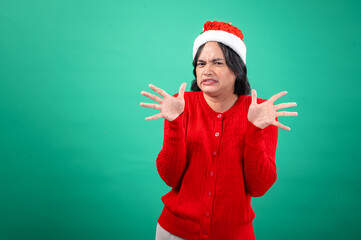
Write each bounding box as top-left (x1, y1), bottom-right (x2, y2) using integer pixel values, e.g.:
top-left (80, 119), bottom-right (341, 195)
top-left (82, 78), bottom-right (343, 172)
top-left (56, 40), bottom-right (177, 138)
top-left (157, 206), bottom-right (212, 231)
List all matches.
top-left (140, 83), bottom-right (187, 121)
top-left (247, 89), bottom-right (298, 131)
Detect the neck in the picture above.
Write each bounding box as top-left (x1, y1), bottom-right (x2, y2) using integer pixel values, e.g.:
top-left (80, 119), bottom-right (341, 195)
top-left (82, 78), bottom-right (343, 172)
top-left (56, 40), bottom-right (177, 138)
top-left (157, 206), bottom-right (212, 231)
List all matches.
top-left (203, 92), bottom-right (238, 113)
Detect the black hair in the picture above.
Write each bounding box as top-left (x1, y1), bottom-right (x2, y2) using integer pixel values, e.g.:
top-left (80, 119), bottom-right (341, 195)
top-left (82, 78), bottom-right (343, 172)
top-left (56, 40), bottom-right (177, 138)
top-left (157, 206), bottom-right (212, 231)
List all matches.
top-left (190, 42), bottom-right (250, 96)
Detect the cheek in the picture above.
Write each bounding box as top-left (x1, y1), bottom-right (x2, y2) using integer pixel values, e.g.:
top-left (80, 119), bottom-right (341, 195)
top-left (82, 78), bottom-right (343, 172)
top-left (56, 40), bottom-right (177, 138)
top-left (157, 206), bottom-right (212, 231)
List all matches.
top-left (196, 69), bottom-right (201, 81)
top-left (225, 70), bottom-right (236, 82)
top-left (195, 69), bottom-right (200, 87)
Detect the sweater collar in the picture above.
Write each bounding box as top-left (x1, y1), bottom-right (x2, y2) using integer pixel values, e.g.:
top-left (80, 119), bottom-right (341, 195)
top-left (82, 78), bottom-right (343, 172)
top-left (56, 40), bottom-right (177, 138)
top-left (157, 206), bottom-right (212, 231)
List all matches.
top-left (198, 91), bottom-right (247, 119)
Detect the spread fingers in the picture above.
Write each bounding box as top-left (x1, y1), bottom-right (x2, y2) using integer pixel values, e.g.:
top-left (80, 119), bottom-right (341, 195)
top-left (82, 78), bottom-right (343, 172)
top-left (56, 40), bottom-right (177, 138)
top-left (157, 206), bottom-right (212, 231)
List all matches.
top-left (275, 102), bottom-right (297, 110)
top-left (145, 113), bottom-right (163, 121)
top-left (140, 102), bottom-right (161, 110)
top-left (149, 84), bottom-right (168, 98)
top-left (269, 91), bottom-right (287, 104)
top-left (276, 111), bottom-right (298, 117)
top-left (273, 121), bottom-right (291, 131)
top-left (141, 90), bottom-right (162, 103)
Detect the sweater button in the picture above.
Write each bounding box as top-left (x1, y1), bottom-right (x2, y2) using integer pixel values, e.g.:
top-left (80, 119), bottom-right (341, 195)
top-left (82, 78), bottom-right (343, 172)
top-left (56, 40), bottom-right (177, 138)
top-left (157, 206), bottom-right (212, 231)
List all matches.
top-left (212, 151), bottom-right (216, 156)
top-left (217, 114), bottom-right (222, 118)
top-left (205, 211), bottom-right (210, 217)
top-left (210, 171), bottom-right (214, 176)
top-left (208, 191), bottom-right (212, 196)
top-left (215, 132), bottom-right (219, 137)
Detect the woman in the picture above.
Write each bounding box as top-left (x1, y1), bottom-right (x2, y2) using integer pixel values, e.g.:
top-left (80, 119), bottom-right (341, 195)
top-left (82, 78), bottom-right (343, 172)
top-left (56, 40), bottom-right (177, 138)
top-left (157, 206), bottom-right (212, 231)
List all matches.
top-left (140, 21), bottom-right (297, 240)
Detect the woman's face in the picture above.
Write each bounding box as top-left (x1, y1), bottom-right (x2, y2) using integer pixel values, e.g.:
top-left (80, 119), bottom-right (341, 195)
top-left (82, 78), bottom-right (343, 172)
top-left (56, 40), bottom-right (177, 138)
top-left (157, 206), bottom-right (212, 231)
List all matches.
top-left (196, 41), bottom-right (237, 97)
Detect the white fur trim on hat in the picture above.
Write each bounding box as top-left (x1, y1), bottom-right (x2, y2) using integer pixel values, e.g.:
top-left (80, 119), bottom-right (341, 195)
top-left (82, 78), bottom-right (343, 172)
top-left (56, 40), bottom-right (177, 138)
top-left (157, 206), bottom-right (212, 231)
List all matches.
top-left (193, 30), bottom-right (246, 64)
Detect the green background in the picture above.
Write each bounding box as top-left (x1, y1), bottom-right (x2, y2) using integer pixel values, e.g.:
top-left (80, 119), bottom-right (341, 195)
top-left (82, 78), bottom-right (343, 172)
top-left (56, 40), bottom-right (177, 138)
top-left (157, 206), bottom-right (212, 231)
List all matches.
top-left (1, 0), bottom-right (360, 239)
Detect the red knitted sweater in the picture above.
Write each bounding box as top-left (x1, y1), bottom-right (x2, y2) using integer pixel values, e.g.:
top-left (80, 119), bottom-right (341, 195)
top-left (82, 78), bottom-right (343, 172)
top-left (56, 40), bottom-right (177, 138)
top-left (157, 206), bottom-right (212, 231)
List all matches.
top-left (156, 91), bottom-right (278, 240)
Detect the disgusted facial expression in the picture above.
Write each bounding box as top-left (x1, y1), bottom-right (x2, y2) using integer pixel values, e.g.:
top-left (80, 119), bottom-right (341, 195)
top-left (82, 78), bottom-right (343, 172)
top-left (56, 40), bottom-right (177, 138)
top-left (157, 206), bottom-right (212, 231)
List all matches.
top-left (196, 41), bottom-right (237, 97)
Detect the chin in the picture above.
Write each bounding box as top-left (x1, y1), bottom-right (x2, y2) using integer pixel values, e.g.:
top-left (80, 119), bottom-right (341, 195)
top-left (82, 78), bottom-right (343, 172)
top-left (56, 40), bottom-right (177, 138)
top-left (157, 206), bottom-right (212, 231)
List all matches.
top-left (201, 88), bottom-right (220, 97)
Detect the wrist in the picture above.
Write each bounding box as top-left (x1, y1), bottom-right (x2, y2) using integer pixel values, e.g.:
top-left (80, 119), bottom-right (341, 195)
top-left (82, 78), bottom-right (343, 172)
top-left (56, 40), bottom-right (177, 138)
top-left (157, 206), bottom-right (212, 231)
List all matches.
top-left (246, 120), bottom-right (265, 145)
top-left (248, 119), bottom-right (266, 129)
top-left (166, 112), bottom-right (183, 122)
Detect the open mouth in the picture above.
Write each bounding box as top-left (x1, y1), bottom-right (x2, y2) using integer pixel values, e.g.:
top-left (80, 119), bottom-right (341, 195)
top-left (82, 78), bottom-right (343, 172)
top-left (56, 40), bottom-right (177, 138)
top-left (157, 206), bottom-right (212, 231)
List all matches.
top-left (202, 79), bottom-right (218, 85)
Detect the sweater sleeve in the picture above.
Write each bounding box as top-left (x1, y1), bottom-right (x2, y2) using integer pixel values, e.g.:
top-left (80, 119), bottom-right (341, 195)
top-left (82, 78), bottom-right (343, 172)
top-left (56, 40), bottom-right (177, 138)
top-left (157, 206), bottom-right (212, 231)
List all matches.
top-left (243, 104), bottom-right (279, 197)
top-left (156, 94), bottom-right (188, 189)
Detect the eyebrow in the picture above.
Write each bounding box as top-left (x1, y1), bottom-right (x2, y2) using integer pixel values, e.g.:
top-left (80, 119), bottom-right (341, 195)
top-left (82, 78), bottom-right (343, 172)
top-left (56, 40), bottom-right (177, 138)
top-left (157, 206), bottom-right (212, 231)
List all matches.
top-left (197, 58), bottom-right (224, 62)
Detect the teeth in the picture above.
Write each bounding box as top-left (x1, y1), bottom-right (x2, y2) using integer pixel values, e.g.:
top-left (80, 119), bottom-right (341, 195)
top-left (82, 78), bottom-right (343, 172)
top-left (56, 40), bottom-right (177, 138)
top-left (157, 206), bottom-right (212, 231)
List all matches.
top-left (204, 80), bottom-right (215, 82)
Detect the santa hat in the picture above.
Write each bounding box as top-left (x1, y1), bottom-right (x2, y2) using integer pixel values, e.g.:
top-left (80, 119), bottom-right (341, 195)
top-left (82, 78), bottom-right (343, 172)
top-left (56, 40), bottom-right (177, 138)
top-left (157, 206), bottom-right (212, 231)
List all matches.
top-left (193, 21), bottom-right (247, 65)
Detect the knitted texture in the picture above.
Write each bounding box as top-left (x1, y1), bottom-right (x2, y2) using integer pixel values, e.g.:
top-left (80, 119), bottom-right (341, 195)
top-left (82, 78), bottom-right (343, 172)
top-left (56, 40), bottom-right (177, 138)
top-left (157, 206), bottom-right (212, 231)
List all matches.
top-left (203, 21), bottom-right (244, 40)
top-left (156, 91), bottom-right (278, 240)
top-left (193, 20), bottom-right (247, 64)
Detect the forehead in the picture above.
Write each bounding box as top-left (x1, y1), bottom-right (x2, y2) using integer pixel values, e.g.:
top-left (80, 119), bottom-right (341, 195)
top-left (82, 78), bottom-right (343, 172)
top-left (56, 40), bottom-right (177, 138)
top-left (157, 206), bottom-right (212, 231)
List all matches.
top-left (198, 41), bottom-right (225, 60)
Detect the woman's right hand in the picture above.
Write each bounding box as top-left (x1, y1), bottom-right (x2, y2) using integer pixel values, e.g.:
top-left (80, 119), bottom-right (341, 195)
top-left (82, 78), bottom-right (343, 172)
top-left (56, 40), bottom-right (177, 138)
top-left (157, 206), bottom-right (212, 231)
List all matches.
top-left (140, 82), bottom-right (187, 121)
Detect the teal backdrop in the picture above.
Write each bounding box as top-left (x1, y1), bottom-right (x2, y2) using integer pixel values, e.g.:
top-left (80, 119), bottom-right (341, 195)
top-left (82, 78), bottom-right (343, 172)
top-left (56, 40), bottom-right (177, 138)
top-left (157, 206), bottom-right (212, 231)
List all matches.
top-left (1, 0), bottom-right (360, 239)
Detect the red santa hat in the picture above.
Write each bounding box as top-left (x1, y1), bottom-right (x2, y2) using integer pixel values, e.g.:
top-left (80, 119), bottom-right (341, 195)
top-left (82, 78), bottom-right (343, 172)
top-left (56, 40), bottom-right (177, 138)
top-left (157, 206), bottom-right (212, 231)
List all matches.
top-left (193, 21), bottom-right (247, 65)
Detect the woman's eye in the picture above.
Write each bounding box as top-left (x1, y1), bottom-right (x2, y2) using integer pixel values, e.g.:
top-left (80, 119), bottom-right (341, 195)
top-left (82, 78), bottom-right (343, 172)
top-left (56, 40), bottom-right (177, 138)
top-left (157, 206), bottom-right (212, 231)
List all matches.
top-left (197, 63), bottom-right (205, 66)
top-left (215, 62), bottom-right (222, 65)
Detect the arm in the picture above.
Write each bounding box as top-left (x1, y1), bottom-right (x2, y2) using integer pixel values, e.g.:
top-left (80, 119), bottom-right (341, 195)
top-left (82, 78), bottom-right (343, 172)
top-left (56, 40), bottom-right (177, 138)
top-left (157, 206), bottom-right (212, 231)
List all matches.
top-left (244, 89), bottom-right (297, 197)
top-left (156, 112), bottom-right (187, 188)
top-left (140, 83), bottom-right (188, 188)
top-left (243, 118), bottom-right (278, 197)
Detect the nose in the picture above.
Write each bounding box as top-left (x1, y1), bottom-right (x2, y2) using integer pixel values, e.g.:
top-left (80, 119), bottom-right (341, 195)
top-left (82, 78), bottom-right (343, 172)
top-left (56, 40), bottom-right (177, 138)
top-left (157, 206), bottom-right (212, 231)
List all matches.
top-left (203, 63), bottom-right (213, 76)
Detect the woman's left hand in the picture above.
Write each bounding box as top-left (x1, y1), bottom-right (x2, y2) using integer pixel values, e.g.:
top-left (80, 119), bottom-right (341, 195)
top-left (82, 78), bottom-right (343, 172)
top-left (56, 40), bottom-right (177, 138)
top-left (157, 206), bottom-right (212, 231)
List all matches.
top-left (247, 89), bottom-right (298, 131)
